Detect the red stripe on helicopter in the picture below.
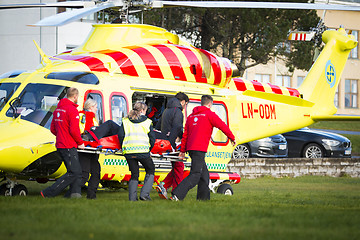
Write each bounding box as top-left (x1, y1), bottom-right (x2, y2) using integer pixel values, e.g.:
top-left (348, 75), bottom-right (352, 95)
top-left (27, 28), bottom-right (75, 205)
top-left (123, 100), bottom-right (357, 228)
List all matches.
top-left (208, 172), bottom-right (241, 183)
top-left (126, 46), bottom-right (164, 79)
top-left (152, 44), bottom-right (187, 81)
top-left (295, 33), bottom-right (305, 41)
top-left (268, 83), bottom-right (283, 95)
top-left (97, 50), bottom-right (139, 77)
top-left (199, 49), bottom-right (222, 85)
top-left (222, 58), bottom-right (233, 80)
top-left (101, 173), bottom-right (115, 180)
top-left (251, 80), bottom-right (265, 92)
top-left (55, 55), bottom-right (109, 72)
top-left (287, 88), bottom-right (300, 97)
top-left (209, 172), bottom-right (220, 180)
top-left (228, 172), bottom-right (241, 183)
top-left (177, 46), bottom-right (207, 83)
top-left (233, 78), bottom-right (247, 91)
top-left (232, 78), bottom-right (300, 97)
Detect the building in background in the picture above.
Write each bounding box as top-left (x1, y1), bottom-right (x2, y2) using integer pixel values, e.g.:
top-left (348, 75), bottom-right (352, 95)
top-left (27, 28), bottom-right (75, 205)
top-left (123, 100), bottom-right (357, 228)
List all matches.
top-left (0, 0), bottom-right (93, 74)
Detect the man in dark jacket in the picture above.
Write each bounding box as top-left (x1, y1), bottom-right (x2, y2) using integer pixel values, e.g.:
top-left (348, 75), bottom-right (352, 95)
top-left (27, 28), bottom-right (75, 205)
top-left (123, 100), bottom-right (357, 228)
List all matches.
top-left (170, 95), bottom-right (236, 201)
top-left (41, 87), bottom-right (85, 198)
top-left (155, 92), bottom-right (189, 199)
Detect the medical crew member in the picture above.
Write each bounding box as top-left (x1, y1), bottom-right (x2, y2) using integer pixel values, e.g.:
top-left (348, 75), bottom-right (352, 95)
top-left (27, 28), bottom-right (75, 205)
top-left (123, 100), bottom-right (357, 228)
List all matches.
top-left (79, 98), bottom-right (100, 199)
top-left (171, 95), bottom-right (236, 201)
top-left (155, 92), bottom-right (189, 199)
top-left (41, 87), bottom-right (85, 198)
top-left (119, 102), bottom-right (156, 201)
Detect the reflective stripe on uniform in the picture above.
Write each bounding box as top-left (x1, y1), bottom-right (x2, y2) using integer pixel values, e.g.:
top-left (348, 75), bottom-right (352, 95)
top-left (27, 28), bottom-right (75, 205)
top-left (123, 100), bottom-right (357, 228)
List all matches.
top-left (122, 117), bottom-right (152, 154)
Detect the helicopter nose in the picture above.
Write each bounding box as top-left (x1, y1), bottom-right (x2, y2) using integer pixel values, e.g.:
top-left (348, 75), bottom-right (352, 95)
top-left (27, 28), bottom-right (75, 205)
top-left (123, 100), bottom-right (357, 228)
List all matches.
top-left (0, 118), bottom-right (56, 174)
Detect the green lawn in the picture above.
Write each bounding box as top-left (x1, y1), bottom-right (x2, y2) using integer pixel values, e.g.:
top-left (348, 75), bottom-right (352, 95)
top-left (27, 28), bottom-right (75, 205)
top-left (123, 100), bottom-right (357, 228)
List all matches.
top-left (1, 176), bottom-right (359, 240)
top-left (310, 121), bottom-right (360, 131)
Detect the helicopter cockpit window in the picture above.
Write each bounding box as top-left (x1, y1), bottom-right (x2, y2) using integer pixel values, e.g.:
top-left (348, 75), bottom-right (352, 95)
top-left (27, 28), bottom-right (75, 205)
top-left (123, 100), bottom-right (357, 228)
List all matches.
top-left (0, 70), bottom-right (26, 79)
top-left (45, 72), bottom-right (99, 85)
top-left (5, 83), bottom-right (67, 129)
top-left (0, 82), bottom-right (20, 111)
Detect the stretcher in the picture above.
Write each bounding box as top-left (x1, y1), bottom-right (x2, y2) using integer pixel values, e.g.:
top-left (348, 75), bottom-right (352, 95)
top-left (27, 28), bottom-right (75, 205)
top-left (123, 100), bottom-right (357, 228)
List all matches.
top-left (78, 135), bottom-right (187, 162)
top-left (79, 134), bottom-right (241, 195)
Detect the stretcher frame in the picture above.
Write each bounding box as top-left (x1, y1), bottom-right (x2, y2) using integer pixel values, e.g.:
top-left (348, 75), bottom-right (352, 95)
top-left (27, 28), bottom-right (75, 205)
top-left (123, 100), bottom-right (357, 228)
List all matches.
top-left (78, 146), bottom-right (188, 162)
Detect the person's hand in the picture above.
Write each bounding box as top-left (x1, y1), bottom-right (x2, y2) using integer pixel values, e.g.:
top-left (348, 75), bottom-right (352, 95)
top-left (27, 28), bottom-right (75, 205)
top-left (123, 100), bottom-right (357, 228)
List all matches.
top-left (231, 140), bottom-right (236, 147)
top-left (179, 152), bottom-right (185, 160)
top-left (78, 143), bottom-right (85, 149)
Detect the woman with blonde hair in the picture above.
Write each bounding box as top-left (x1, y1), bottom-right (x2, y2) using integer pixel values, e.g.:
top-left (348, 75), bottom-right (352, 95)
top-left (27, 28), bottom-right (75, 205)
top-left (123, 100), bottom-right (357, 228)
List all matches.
top-left (119, 102), bottom-right (156, 201)
top-left (78, 98), bottom-right (100, 199)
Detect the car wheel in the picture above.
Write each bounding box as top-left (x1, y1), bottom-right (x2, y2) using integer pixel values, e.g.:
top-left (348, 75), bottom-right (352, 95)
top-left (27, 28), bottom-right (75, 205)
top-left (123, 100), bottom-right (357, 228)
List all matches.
top-left (217, 184), bottom-right (233, 195)
top-left (232, 144), bottom-right (251, 159)
top-left (302, 143), bottom-right (324, 158)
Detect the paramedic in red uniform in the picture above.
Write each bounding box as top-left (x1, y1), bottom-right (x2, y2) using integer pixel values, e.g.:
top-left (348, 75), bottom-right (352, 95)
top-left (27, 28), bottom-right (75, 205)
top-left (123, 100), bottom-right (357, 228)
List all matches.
top-left (170, 95), bottom-right (236, 201)
top-left (155, 92), bottom-right (189, 199)
top-left (78, 98), bottom-right (100, 199)
top-left (41, 88), bottom-right (85, 198)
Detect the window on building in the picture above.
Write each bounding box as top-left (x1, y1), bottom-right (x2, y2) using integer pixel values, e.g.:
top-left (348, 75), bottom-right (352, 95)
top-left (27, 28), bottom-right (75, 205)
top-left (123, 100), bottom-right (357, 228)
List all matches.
top-left (276, 75), bottom-right (291, 87)
top-left (297, 76), bottom-right (305, 87)
top-left (345, 79), bottom-right (358, 108)
top-left (111, 94), bottom-right (128, 125)
top-left (349, 30), bottom-right (358, 59)
top-left (334, 86), bottom-right (339, 108)
top-left (254, 74), bottom-right (270, 84)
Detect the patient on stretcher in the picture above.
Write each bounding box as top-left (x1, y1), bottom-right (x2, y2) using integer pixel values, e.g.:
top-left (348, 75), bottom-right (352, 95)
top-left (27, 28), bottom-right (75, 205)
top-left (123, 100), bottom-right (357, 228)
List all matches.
top-left (81, 121), bottom-right (180, 155)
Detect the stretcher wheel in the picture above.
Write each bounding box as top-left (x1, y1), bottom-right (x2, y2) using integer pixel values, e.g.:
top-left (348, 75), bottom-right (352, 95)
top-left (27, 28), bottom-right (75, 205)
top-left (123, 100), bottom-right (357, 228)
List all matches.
top-left (216, 183), bottom-right (233, 195)
top-left (12, 184), bottom-right (28, 196)
top-left (0, 183), bottom-right (10, 196)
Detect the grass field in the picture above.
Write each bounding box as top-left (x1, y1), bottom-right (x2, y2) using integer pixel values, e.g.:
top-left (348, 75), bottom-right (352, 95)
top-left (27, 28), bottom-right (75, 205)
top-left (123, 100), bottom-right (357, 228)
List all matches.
top-left (1, 176), bottom-right (359, 240)
top-left (310, 121), bottom-right (360, 132)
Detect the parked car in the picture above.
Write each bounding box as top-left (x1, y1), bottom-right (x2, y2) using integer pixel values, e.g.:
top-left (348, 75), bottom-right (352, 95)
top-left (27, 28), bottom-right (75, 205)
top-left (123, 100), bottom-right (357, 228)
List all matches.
top-left (282, 127), bottom-right (352, 158)
top-left (232, 134), bottom-right (287, 159)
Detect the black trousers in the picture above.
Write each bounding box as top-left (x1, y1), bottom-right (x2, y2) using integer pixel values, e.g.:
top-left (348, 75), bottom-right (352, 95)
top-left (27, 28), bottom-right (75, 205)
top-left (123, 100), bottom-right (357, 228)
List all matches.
top-left (92, 120), bottom-right (120, 139)
top-left (172, 150), bottom-right (210, 200)
top-left (126, 155), bottom-right (155, 180)
top-left (79, 152), bottom-right (100, 199)
top-left (42, 148), bottom-right (82, 198)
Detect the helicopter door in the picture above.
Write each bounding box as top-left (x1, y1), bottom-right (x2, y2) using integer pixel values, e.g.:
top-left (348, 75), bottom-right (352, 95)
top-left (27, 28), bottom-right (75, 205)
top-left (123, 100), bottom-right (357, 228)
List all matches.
top-left (186, 100), bottom-right (229, 145)
top-left (85, 90), bottom-right (104, 124)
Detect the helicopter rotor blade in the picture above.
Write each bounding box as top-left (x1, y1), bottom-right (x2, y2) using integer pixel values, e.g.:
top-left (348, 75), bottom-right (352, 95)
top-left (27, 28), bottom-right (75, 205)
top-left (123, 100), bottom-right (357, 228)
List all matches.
top-left (152, 1), bottom-right (360, 11)
top-left (29, 2), bottom-right (117, 27)
top-left (0, 1), bottom-right (92, 9)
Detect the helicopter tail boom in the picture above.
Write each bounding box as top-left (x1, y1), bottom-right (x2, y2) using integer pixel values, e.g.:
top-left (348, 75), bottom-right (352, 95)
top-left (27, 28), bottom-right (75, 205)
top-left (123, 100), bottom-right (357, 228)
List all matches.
top-left (298, 28), bottom-right (357, 118)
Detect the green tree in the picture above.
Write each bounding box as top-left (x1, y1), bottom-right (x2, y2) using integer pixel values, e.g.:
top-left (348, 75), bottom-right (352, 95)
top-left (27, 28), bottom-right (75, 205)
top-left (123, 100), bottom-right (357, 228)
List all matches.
top-left (141, 1), bottom-right (320, 77)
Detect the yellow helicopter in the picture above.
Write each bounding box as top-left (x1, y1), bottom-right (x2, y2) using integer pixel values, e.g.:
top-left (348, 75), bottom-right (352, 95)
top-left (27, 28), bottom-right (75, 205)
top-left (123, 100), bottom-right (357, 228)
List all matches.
top-left (0, 0), bottom-right (359, 196)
